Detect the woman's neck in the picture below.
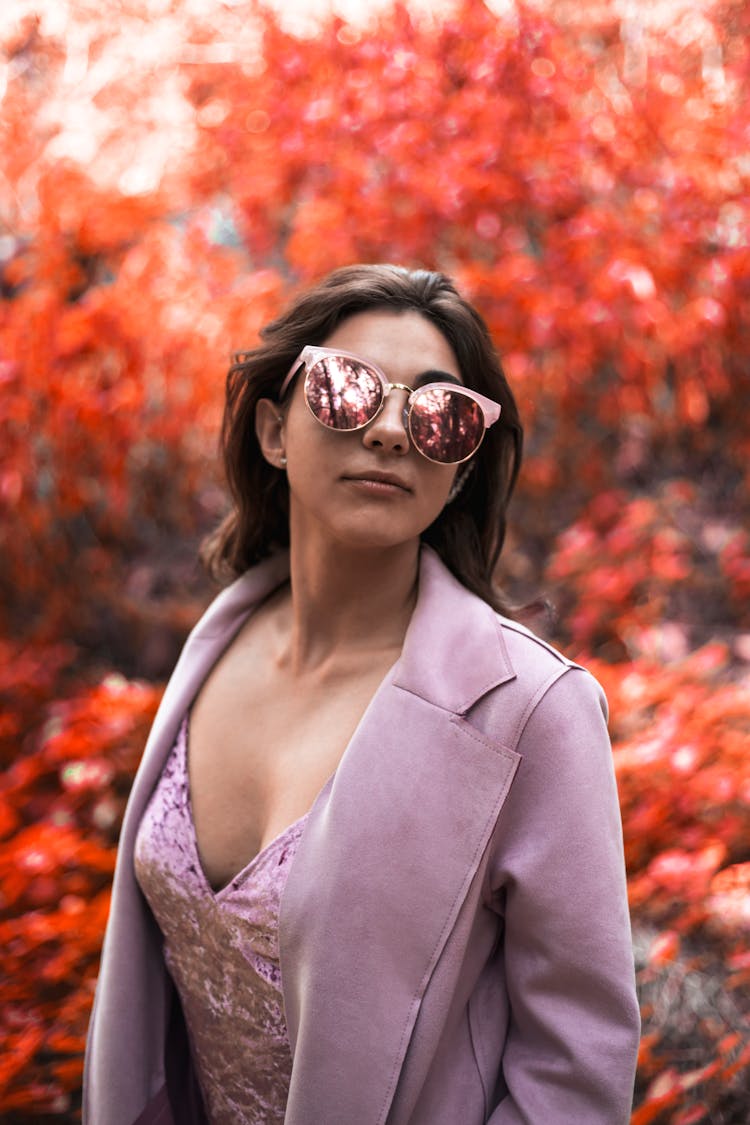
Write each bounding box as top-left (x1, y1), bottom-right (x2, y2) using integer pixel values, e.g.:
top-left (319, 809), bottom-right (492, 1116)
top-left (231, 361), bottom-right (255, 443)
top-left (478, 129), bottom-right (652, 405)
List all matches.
top-left (274, 536), bottom-right (420, 675)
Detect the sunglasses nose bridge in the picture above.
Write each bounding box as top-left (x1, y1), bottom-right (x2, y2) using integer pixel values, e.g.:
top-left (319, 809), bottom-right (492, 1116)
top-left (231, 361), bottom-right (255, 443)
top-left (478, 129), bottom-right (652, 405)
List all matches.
top-left (381, 381), bottom-right (413, 429)
top-left (361, 381), bottom-right (412, 453)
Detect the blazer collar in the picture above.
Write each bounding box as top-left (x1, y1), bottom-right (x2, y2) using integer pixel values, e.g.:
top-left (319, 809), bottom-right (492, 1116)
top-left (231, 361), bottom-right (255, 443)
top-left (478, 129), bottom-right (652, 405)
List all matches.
top-left (189, 550), bottom-right (291, 639)
top-left (395, 545), bottom-right (516, 713)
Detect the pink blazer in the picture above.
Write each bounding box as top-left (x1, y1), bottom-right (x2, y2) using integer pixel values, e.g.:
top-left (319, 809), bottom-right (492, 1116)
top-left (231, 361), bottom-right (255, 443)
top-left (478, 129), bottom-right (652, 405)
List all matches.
top-left (83, 545), bottom-right (640, 1124)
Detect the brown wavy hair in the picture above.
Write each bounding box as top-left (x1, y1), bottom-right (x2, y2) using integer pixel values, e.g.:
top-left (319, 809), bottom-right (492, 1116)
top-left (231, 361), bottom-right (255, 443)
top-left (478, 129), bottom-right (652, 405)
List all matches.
top-left (201, 264), bottom-right (523, 612)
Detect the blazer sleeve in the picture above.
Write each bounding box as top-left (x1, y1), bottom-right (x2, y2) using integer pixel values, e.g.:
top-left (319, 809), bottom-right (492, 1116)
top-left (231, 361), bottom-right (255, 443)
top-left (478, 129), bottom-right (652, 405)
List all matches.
top-left (486, 666), bottom-right (640, 1124)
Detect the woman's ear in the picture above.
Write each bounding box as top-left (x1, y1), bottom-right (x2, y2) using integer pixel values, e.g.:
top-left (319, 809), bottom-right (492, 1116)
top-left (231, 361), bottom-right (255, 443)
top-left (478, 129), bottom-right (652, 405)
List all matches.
top-left (255, 399), bottom-right (287, 470)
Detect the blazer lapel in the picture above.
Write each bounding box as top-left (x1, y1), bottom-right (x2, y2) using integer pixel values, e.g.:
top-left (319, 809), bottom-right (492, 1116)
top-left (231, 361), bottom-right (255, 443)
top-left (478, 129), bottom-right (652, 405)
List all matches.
top-left (280, 548), bottom-right (521, 1125)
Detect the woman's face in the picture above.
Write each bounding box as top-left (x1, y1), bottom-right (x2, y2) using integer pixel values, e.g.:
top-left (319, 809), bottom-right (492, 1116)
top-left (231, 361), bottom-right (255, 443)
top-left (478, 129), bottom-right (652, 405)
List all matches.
top-left (279, 309), bottom-right (464, 553)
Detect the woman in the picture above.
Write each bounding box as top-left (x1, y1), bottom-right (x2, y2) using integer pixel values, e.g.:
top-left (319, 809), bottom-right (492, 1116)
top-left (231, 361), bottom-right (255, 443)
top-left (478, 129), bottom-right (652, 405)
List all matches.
top-left (83, 264), bottom-right (640, 1125)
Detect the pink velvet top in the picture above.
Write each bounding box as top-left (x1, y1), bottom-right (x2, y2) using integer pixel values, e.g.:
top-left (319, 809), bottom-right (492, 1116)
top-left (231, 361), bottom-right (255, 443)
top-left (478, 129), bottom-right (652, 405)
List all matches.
top-left (134, 716), bottom-right (309, 1124)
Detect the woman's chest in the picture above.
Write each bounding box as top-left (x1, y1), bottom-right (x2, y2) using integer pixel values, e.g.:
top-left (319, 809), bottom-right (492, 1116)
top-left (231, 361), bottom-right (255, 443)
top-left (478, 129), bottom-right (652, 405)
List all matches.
top-left (186, 659), bottom-right (391, 891)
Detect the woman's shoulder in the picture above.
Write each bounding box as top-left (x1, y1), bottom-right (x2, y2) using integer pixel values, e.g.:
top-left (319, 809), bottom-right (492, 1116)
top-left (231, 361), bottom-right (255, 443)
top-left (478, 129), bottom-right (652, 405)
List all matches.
top-left (493, 611), bottom-right (600, 688)
top-left (495, 611), bottom-right (582, 672)
top-left (454, 606), bottom-right (611, 772)
top-left (417, 546), bottom-right (606, 718)
top-left (488, 609), bottom-right (609, 727)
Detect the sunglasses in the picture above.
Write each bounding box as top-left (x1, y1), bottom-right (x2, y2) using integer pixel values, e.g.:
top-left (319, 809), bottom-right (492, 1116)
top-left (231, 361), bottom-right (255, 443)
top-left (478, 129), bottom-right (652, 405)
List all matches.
top-left (279, 346), bottom-right (502, 465)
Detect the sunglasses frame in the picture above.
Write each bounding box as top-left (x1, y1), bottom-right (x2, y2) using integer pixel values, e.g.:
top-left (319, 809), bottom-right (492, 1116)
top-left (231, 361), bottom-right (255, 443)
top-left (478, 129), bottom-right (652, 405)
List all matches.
top-left (279, 346), bottom-right (502, 466)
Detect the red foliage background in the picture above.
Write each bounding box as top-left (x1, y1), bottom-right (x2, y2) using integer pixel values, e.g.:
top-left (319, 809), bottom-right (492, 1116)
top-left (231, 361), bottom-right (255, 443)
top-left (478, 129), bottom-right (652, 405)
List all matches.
top-left (1, 0), bottom-right (749, 1120)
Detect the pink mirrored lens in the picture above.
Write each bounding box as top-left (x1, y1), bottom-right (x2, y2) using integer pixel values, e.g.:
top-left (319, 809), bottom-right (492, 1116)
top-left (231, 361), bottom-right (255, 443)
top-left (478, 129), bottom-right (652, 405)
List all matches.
top-left (409, 387), bottom-right (484, 463)
top-left (305, 357), bottom-right (383, 429)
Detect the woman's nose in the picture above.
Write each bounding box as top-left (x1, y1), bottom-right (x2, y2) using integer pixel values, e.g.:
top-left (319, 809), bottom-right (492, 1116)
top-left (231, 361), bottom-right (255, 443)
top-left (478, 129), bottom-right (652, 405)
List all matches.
top-left (362, 387), bottom-right (410, 455)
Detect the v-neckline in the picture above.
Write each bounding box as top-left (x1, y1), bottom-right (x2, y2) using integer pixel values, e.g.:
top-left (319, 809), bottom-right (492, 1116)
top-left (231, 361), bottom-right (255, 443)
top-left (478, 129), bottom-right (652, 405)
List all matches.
top-left (183, 652), bottom-right (401, 900)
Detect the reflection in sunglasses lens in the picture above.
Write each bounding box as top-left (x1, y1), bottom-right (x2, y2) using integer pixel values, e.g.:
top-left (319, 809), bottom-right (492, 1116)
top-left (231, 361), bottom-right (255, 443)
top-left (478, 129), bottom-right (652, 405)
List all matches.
top-left (306, 358), bottom-right (382, 429)
top-left (410, 389), bottom-right (483, 463)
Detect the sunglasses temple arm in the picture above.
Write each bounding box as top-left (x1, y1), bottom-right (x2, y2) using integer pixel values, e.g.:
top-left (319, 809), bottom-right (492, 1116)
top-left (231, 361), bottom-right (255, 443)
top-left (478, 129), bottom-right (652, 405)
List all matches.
top-left (279, 359), bottom-right (305, 401)
top-left (480, 399), bottom-right (502, 426)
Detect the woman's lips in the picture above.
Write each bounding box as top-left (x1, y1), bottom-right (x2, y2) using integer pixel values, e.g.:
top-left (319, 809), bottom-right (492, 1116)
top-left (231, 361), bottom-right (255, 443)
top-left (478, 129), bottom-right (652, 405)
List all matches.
top-left (343, 471), bottom-right (412, 493)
